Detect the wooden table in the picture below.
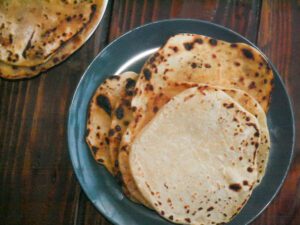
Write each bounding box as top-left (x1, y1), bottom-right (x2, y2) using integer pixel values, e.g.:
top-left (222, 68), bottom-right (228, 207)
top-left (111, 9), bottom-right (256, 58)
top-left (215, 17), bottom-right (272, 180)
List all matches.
top-left (1, 1), bottom-right (299, 224)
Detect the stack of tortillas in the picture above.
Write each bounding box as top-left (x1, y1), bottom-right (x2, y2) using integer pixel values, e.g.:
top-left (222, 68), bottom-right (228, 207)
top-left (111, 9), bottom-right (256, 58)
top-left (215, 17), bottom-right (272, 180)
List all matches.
top-left (86, 34), bottom-right (273, 224)
top-left (0, 0), bottom-right (106, 79)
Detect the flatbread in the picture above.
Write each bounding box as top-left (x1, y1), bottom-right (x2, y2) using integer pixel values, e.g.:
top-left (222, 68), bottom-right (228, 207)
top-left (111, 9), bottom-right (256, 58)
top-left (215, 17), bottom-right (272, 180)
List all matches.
top-left (0, 0), bottom-right (106, 79)
top-left (0, 0), bottom-right (100, 66)
top-left (108, 75), bottom-right (137, 175)
top-left (86, 72), bottom-right (138, 174)
top-left (120, 34), bottom-right (273, 204)
top-left (119, 82), bottom-right (270, 206)
top-left (132, 33), bottom-right (273, 113)
top-left (129, 86), bottom-right (260, 225)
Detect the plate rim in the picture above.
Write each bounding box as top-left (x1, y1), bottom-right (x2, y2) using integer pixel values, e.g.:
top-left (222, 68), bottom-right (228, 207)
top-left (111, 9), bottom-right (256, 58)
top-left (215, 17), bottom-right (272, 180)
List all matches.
top-left (67, 18), bottom-right (296, 225)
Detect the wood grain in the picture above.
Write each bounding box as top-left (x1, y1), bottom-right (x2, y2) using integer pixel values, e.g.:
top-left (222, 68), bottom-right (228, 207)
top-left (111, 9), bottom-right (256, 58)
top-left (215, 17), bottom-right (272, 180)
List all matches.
top-left (109, 0), bottom-right (261, 43)
top-left (253, 1), bottom-right (300, 224)
top-left (76, 0), bottom-right (263, 224)
top-left (0, 2), bottom-right (112, 225)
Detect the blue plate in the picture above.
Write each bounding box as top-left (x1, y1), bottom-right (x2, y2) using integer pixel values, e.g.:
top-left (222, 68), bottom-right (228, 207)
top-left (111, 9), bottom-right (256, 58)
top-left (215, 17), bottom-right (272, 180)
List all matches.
top-left (68, 19), bottom-right (295, 225)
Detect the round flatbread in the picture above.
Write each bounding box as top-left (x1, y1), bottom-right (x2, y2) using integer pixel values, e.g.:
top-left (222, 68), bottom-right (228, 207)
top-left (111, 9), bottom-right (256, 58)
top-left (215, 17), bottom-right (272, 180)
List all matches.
top-left (0, 0), bottom-right (106, 79)
top-left (119, 82), bottom-right (270, 207)
top-left (132, 33), bottom-right (273, 113)
top-left (130, 86), bottom-right (260, 225)
top-left (0, 0), bottom-right (100, 66)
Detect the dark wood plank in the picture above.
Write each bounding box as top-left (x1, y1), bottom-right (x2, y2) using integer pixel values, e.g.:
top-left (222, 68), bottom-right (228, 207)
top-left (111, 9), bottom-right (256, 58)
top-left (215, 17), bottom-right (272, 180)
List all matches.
top-left (77, 1), bottom-right (262, 224)
top-left (109, 0), bottom-right (261, 43)
top-left (0, 2), bottom-right (112, 225)
top-left (75, 192), bottom-right (110, 225)
top-left (253, 1), bottom-right (300, 224)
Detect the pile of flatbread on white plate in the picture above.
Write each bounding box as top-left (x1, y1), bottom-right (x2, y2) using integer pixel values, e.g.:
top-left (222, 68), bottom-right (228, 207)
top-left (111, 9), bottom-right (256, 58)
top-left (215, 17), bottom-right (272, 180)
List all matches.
top-left (86, 33), bottom-right (273, 225)
top-left (0, 0), bottom-right (106, 79)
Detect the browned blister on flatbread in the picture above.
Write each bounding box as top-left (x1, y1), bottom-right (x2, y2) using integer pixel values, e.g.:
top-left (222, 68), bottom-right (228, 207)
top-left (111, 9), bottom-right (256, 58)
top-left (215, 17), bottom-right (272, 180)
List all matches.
top-left (86, 72), bottom-right (138, 174)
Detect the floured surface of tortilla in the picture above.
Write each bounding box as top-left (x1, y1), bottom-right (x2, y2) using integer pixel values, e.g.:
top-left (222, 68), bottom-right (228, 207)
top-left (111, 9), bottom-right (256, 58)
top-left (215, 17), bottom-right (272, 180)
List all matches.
top-left (86, 72), bottom-right (137, 174)
top-left (0, 0), bottom-right (105, 79)
top-left (130, 86), bottom-right (260, 225)
top-left (132, 33), bottom-right (273, 113)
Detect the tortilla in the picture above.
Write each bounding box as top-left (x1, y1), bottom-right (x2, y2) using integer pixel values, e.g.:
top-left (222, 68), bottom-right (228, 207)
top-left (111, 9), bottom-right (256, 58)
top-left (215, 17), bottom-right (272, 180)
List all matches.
top-left (132, 33), bottom-right (273, 113)
top-left (119, 82), bottom-right (270, 206)
top-left (0, 0), bottom-right (106, 79)
top-left (0, 0), bottom-right (99, 66)
top-left (129, 86), bottom-right (260, 224)
top-left (86, 72), bottom-right (138, 174)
